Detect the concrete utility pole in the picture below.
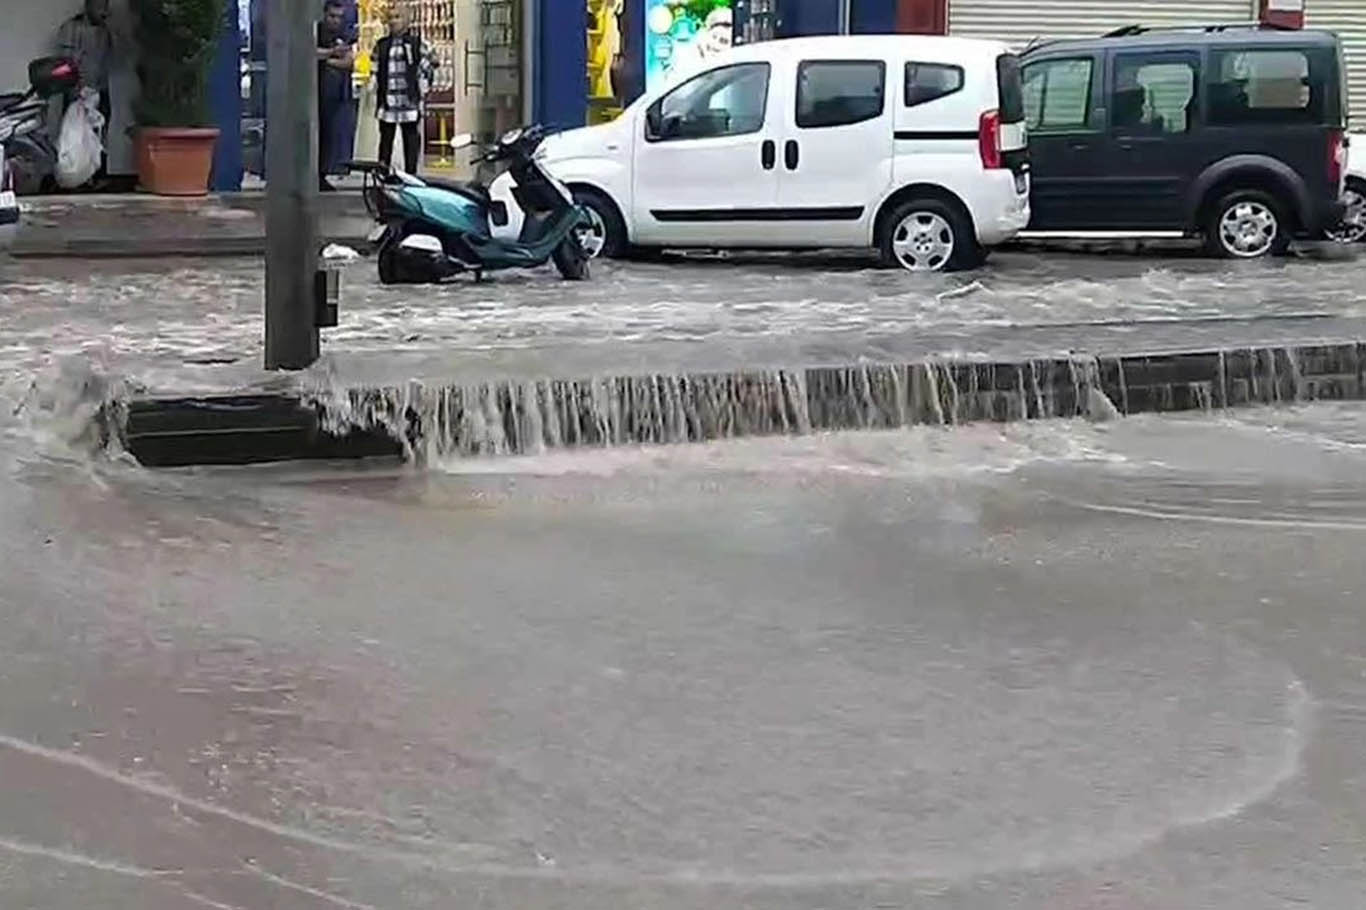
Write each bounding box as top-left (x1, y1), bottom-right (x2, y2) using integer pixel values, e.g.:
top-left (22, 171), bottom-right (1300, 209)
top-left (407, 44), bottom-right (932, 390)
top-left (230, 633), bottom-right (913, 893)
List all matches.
top-left (264, 0), bottom-right (320, 370)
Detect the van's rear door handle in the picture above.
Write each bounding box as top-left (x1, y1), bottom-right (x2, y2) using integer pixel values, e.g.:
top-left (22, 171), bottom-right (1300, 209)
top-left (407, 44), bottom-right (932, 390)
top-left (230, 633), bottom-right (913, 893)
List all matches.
top-left (784, 140), bottom-right (799, 170)
top-left (761, 139), bottom-right (776, 170)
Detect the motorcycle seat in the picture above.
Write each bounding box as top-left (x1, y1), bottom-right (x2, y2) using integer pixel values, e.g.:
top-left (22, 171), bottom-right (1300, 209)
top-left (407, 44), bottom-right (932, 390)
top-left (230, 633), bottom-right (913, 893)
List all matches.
top-left (422, 176), bottom-right (490, 206)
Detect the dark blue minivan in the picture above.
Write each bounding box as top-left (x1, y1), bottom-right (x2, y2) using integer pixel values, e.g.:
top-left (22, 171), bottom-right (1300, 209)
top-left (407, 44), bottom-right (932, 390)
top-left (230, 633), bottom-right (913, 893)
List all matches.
top-left (1021, 24), bottom-right (1348, 258)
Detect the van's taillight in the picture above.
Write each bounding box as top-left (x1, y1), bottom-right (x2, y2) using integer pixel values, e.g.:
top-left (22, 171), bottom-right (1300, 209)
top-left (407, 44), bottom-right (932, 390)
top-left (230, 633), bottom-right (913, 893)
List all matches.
top-left (979, 109), bottom-right (1003, 170)
top-left (1328, 129), bottom-right (1346, 188)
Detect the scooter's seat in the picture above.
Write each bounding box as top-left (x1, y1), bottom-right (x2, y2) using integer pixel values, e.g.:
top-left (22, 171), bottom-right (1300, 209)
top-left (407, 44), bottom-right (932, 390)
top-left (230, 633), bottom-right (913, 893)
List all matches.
top-left (422, 176), bottom-right (490, 207)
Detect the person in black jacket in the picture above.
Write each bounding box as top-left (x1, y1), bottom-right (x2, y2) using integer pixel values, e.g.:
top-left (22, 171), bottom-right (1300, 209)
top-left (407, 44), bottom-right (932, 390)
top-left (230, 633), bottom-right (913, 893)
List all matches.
top-left (316, 0), bottom-right (356, 191)
top-left (372, 7), bottom-right (435, 174)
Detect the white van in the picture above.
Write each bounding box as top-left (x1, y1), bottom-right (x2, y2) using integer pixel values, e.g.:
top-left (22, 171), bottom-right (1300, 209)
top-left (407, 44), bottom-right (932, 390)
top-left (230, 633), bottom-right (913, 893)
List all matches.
top-left (490, 35), bottom-right (1030, 272)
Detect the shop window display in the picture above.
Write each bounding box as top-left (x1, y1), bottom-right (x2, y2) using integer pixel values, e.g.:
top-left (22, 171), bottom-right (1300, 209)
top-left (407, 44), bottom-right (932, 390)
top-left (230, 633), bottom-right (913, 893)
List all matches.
top-left (587, 0), bottom-right (624, 124)
top-left (645, 0), bottom-right (734, 92)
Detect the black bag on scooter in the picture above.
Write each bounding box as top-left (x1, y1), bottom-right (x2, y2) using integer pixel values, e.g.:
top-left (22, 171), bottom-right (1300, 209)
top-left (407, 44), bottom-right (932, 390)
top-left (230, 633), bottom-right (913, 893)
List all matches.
top-left (27, 57), bottom-right (80, 99)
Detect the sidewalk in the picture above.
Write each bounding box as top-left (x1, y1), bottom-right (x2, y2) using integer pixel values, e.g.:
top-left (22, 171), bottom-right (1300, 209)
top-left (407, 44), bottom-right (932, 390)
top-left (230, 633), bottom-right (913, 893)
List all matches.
top-left (9, 190), bottom-right (377, 258)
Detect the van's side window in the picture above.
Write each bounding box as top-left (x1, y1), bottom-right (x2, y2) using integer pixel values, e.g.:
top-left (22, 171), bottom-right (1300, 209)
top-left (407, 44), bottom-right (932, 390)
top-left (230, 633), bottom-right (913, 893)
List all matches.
top-left (1022, 58), bottom-right (1093, 131)
top-left (1209, 49), bottom-right (1322, 125)
top-left (646, 63), bottom-right (771, 143)
top-left (905, 63), bottom-right (963, 107)
top-left (796, 60), bottom-right (886, 129)
top-left (1112, 54), bottom-right (1198, 135)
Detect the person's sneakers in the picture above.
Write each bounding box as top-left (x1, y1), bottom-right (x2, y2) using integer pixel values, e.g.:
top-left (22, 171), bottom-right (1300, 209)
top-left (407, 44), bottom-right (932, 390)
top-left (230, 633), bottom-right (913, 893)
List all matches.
top-left (319, 178), bottom-right (337, 192)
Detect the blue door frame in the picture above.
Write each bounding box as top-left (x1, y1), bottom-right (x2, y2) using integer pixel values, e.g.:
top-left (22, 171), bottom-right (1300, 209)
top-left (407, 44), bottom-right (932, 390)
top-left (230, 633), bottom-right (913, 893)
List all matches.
top-left (209, 0), bottom-right (243, 191)
top-left (533, 0), bottom-right (589, 130)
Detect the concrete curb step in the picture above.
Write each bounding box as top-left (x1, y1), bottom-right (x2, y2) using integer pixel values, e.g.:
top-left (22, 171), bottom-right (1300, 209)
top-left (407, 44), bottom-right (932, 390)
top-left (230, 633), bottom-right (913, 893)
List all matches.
top-left (120, 341), bottom-right (1366, 468)
top-left (10, 192), bottom-right (372, 258)
top-left (11, 234), bottom-right (374, 259)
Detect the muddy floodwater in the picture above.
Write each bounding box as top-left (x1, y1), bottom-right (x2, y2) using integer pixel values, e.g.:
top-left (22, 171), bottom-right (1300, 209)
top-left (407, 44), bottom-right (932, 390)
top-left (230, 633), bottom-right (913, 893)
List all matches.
top-left (2, 398), bottom-right (1365, 909)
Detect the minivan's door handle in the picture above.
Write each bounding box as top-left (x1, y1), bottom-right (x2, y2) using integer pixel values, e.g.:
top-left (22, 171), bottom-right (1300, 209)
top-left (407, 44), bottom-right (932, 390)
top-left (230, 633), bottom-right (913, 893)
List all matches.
top-left (784, 140), bottom-right (799, 170)
top-left (761, 139), bottom-right (776, 170)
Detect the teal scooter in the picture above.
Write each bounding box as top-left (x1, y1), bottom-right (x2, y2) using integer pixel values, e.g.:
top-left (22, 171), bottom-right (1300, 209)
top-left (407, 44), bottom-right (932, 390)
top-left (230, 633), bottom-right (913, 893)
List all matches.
top-left (351, 125), bottom-right (591, 285)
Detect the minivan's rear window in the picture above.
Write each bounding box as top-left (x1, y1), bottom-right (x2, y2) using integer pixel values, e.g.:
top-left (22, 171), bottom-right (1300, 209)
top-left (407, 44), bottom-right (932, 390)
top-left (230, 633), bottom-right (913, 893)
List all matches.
top-left (996, 54), bottom-right (1025, 123)
top-left (1208, 48), bottom-right (1334, 125)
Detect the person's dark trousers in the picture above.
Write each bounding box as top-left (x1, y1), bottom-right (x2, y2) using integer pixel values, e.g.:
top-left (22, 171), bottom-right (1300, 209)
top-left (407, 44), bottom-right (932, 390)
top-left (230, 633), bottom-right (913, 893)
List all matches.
top-left (318, 97), bottom-right (340, 188)
top-left (378, 121), bottom-right (420, 174)
top-left (96, 90), bottom-right (111, 179)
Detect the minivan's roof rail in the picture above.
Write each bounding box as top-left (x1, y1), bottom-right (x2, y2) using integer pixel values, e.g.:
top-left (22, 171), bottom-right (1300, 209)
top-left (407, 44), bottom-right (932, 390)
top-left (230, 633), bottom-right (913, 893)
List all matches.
top-left (1101, 22), bottom-right (1298, 38)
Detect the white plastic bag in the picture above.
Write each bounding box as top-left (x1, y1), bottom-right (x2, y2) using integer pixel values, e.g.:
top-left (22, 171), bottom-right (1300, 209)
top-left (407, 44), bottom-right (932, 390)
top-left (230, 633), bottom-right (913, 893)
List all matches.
top-left (55, 87), bottom-right (104, 190)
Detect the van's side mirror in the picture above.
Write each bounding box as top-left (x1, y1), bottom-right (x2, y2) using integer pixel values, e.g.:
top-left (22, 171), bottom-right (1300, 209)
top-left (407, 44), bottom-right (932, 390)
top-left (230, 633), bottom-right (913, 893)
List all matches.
top-left (646, 106), bottom-right (663, 139)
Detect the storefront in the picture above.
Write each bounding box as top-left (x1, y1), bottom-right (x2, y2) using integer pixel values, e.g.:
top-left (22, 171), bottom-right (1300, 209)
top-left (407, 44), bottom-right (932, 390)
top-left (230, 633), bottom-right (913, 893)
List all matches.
top-left (534, 0), bottom-right (903, 130)
top-left (946, 0), bottom-right (1261, 48)
top-left (0, 0), bottom-right (239, 190)
top-left (244, 0), bottom-right (523, 180)
top-left (945, 0), bottom-right (1361, 127)
top-left (0, 0), bottom-right (143, 184)
top-left (1305, 0), bottom-right (1364, 126)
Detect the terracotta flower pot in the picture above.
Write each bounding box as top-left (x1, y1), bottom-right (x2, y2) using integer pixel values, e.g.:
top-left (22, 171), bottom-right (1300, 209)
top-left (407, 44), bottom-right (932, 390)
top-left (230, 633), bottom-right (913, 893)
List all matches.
top-left (135, 127), bottom-right (220, 196)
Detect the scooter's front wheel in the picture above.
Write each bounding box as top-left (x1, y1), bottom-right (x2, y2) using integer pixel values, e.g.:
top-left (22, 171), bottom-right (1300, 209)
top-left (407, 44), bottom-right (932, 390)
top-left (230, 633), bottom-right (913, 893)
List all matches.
top-left (552, 236), bottom-right (591, 281)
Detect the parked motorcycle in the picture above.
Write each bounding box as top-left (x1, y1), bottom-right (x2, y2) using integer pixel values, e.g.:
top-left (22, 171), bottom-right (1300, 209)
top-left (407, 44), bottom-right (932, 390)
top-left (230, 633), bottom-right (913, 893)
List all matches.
top-left (351, 125), bottom-right (592, 285)
top-left (0, 57), bottom-right (80, 196)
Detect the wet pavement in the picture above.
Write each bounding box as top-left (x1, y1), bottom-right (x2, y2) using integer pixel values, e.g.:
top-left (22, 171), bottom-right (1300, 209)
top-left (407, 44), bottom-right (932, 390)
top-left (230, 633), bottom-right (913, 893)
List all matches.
top-left (9, 193), bottom-right (374, 258)
top-left (1, 249), bottom-right (1363, 399)
top-left (1, 403), bottom-right (1366, 908)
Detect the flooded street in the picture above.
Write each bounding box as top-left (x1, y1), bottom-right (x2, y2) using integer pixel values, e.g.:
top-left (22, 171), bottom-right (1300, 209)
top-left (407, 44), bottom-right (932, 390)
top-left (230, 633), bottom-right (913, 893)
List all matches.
top-left (3, 250), bottom-right (1365, 397)
top-left (2, 401), bottom-right (1366, 908)
top-left (2, 250), bottom-right (1365, 907)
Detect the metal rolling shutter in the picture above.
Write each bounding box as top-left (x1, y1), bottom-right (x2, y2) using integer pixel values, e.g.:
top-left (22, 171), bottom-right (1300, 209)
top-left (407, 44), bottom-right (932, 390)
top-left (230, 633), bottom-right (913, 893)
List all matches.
top-left (1305, 0), bottom-right (1366, 127)
top-left (948, 0), bottom-right (1259, 50)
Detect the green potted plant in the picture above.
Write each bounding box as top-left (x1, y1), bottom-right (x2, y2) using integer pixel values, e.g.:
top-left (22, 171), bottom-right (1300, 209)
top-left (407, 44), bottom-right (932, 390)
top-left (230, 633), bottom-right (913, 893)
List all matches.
top-left (130, 0), bottom-right (225, 195)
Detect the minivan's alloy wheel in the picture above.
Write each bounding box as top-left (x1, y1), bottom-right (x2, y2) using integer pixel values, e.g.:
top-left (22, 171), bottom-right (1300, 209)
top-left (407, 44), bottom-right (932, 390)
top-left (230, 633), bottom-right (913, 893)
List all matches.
top-left (1207, 191), bottom-right (1288, 260)
top-left (1219, 201), bottom-right (1277, 257)
top-left (1327, 184), bottom-right (1366, 244)
top-left (892, 211), bottom-right (955, 271)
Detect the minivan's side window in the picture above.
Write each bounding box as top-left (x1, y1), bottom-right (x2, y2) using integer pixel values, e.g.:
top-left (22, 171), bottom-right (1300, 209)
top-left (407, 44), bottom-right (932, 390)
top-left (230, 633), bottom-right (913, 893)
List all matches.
top-left (1209, 49), bottom-right (1323, 125)
top-left (796, 60), bottom-right (886, 129)
top-left (905, 63), bottom-right (963, 107)
top-left (646, 63), bottom-right (771, 142)
top-left (1112, 54), bottom-right (1198, 135)
top-left (1022, 58), bottom-right (1094, 131)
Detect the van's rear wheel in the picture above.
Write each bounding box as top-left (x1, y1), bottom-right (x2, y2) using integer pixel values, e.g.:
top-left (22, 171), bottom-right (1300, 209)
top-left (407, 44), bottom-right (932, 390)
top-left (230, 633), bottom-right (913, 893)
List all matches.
top-left (879, 199), bottom-right (982, 272)
top-left (1327, 179), bottom-right (1366, 244)
top-left (1204, 189), bottom-right (1290, 259)
top-left (571, 187), bottom-right (627, 259)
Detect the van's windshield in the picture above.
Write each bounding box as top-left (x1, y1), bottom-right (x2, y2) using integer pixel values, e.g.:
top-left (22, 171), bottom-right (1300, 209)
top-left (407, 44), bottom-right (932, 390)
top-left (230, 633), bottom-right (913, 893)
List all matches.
top-left (997, 54), bottom-right (1025, 123)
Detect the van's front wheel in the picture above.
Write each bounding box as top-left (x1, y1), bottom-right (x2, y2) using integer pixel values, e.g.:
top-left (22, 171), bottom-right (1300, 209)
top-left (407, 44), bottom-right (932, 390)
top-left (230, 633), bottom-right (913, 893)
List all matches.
top-left (571, 187), bottom-right (627, 259)
top-left (879, 199), bottom-right (982, 272)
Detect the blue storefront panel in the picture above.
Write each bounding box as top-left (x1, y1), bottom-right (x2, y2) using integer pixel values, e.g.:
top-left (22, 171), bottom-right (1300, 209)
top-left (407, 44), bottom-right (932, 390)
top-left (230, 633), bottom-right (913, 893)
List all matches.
top-left (531, 0), bottom-right (899, 133)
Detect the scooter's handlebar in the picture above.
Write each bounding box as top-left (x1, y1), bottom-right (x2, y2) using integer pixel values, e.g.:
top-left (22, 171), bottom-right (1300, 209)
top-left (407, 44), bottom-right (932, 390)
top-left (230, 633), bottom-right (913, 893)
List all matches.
top-left (472, 124), bottom-right (549, 164)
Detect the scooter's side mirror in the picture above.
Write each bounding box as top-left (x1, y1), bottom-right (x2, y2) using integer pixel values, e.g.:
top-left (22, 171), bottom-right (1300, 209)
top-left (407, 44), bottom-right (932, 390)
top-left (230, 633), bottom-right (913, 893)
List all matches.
top-left (447, 133), bottom-right (475, 151)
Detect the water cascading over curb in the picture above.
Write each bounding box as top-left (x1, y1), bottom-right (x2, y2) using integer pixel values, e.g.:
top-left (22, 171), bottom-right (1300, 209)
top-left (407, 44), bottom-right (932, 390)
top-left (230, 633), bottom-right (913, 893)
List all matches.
top-left (282, 343), bottom-right (1366, 465)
